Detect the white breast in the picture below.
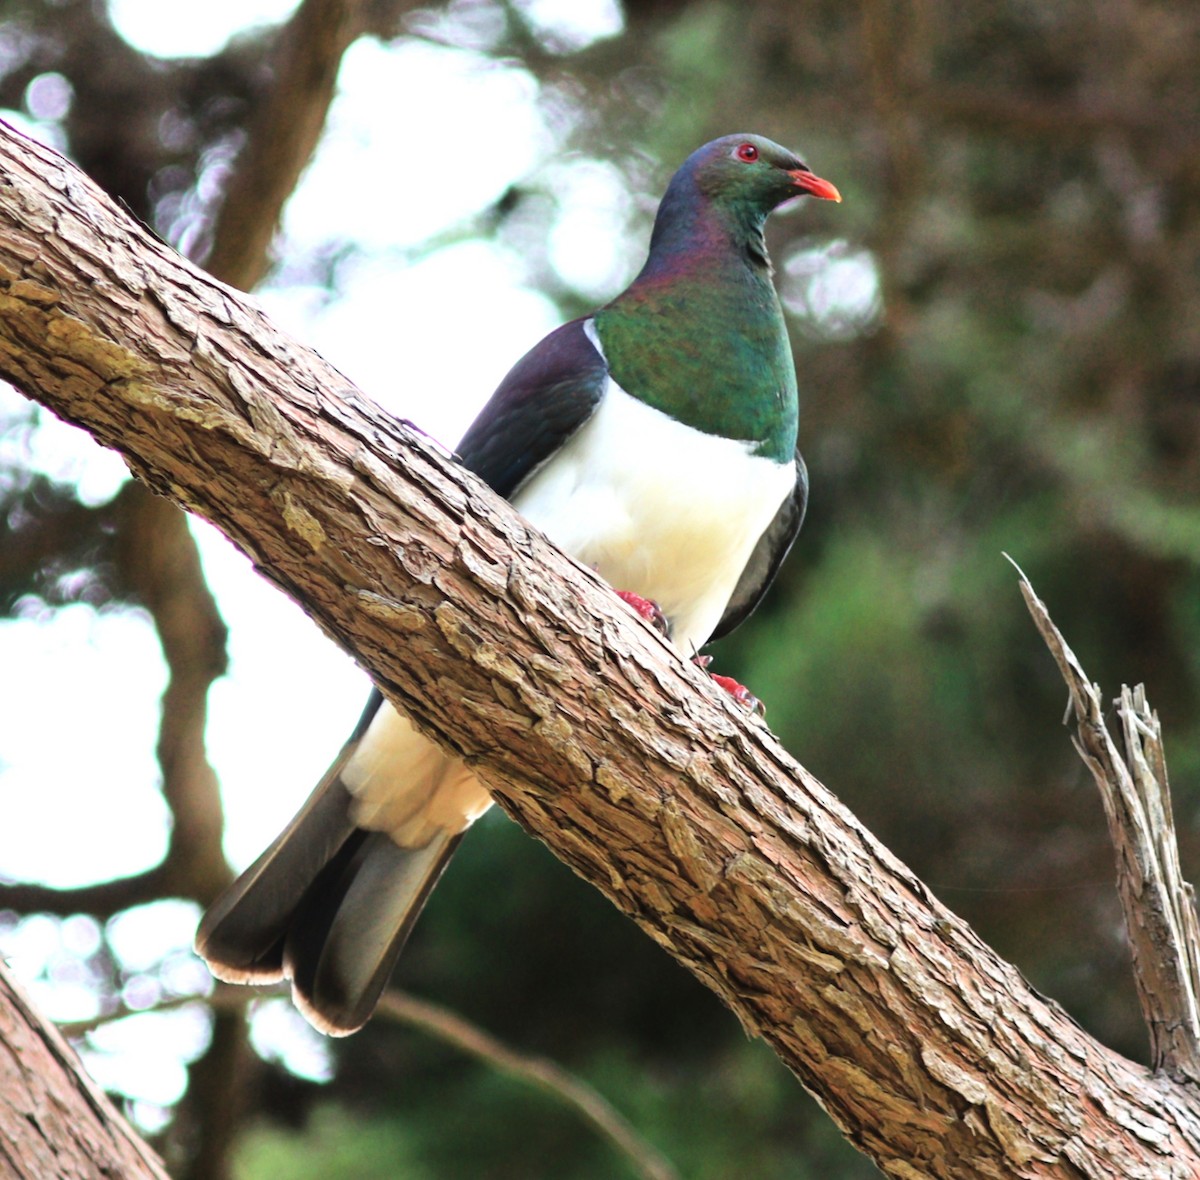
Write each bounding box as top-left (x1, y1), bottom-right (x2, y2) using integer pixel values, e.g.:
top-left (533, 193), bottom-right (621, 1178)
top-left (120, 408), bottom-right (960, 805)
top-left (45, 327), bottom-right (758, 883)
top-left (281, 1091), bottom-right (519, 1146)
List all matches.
top-left (513, 337), bottom-right (795, 654)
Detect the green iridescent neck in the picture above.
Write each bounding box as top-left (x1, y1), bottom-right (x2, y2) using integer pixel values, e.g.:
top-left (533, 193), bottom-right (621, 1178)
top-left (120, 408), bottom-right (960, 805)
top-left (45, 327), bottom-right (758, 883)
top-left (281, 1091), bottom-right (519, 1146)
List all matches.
top-left (593, 196), bottom-right (798, 463)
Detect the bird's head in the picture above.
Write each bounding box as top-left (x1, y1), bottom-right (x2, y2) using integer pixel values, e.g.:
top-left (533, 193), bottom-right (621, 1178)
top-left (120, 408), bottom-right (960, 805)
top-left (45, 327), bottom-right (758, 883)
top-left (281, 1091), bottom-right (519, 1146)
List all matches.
top-left (642, 134), bottom-right (841, 272)
top-left (682, 134), bottom-right (841, 214)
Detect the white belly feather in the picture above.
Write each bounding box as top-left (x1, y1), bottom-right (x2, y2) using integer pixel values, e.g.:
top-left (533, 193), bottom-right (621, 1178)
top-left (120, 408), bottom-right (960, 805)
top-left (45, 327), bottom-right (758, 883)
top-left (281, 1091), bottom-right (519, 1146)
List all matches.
top-left (346, 331), bottom-right (795, 846)
top-left (513, 376), bottom-right (794, 655)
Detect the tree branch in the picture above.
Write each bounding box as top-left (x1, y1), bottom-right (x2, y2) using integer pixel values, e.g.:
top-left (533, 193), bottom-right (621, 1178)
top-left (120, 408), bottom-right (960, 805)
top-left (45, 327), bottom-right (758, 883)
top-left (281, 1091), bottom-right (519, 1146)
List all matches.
top-left (0, 866), bottom-right (172, 921)
top-left (374, 992), bottom-right (681, 1180)
top-left (202, 0), bottom-right (373, 290)
top-left (3, 120), bottom-right (1200, 1177)
top-left (0, 960), bottom-right (170, 1179)
top-left (1016, 562), bottom-right (1200, 1083)
top-left (117, 483), bottom-right (234, 903)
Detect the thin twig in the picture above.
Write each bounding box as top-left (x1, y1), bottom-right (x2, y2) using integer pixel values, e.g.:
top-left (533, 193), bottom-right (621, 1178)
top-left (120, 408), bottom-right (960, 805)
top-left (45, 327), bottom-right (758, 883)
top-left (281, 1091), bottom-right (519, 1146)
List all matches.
top-left (1011, 555), bottom-right (1200, 1081)
top-left (375, 991), bottom-right (681, 1180)
top-left (61, 986), bottom-right (682, 1180)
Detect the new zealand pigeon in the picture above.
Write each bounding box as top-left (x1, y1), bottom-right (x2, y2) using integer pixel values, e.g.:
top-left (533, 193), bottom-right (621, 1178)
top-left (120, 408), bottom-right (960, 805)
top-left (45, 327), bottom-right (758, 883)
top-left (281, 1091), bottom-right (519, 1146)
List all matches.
top-left (196, 134), bottom-right (841, 1034)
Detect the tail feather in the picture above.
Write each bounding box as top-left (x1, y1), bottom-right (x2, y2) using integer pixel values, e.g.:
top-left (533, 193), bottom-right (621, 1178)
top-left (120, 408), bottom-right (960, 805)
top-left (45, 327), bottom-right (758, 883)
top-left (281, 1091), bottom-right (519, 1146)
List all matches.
top-left (286, 830), bottom-right (461, 1035)
top-left (196, 772), bottom-right (462, 1033)
top-left (196, 690), bottom-right (468, 1033)
top-left (195, 767), bottom-right (359, 983)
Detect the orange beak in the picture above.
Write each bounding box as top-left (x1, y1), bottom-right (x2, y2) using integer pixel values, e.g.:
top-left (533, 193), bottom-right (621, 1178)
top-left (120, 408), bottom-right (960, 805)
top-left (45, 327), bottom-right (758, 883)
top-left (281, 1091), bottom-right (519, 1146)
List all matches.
top-left (789, 169), bottom-right (842, 203)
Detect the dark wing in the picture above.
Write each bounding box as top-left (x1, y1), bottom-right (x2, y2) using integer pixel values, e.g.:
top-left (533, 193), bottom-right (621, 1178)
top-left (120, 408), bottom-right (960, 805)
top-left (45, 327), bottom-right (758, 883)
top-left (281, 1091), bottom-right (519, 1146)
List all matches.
top-left (455, 317), bottom-right (608, 497)
top-left (709, 449), bottom-right (808, 642)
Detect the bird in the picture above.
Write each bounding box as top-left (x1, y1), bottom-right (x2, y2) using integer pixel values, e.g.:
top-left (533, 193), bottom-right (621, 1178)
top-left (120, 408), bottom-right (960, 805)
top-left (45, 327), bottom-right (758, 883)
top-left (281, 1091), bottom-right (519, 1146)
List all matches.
top-left (196, 133), bottom-right (841, 1035)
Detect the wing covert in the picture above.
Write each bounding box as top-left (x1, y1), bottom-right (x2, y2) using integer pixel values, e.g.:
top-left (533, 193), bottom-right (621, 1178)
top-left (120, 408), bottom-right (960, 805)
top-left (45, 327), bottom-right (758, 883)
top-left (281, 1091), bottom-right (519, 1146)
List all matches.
top-left (455, 317), bottom-right (608, 498)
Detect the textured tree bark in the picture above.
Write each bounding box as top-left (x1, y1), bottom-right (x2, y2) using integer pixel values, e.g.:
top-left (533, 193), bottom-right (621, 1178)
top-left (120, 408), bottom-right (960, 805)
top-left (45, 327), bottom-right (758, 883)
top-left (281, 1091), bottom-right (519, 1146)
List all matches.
top-left (0, 961), bottom-right (170, 1179)
top-left (2, 121), bottom-right (1200, 1178)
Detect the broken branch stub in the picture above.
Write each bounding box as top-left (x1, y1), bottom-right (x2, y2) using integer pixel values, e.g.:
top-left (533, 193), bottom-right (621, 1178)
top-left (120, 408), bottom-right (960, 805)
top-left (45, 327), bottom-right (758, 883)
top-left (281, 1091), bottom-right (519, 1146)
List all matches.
top-left (1016, 563), bottom-right (1200, 1081)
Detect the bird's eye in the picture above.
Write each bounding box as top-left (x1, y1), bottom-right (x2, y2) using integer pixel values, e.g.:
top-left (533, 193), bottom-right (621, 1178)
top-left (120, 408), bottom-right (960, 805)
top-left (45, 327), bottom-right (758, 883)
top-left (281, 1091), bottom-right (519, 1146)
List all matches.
top-left (735, 143), bottom-right (758, 163)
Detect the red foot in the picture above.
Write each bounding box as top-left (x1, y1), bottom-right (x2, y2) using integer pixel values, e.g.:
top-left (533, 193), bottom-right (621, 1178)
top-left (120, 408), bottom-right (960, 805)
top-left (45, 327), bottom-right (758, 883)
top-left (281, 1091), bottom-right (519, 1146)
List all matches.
top-left (693, 655), bottom-right (763, 714)
top-left (710, 674), bottom-right (763, 713)
top-left (616, 590), bottom-right (669, 635)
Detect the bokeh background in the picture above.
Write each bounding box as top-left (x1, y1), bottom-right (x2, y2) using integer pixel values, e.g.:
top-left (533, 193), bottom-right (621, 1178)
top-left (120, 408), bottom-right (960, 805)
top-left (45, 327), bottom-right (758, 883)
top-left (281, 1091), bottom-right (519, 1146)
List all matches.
top-left (2, 1), bottom-right (1199, 1177)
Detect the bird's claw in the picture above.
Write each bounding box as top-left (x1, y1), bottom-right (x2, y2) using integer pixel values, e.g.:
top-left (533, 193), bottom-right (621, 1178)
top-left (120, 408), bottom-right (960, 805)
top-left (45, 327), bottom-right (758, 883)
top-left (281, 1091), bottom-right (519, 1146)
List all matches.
top-left (710, 674), bottom-right (764, 714)
top-left (692, 656), bottom-right (764, 715)
top-left (616, 590), bottom-right (669, 635)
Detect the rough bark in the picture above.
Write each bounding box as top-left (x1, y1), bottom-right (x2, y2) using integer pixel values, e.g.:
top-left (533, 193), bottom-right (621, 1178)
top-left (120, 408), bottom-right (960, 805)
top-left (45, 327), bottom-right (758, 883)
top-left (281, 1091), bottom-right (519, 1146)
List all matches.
top-left (2, 121), bottom-right (1200, 1179)
top-left (0, 961), bottom-right (170, 1180)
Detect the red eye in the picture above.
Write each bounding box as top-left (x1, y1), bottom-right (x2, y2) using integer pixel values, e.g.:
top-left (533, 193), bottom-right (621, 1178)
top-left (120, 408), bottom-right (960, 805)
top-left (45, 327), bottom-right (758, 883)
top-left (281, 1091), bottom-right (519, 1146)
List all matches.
top-left (736, 143), bottom-right (758, 163)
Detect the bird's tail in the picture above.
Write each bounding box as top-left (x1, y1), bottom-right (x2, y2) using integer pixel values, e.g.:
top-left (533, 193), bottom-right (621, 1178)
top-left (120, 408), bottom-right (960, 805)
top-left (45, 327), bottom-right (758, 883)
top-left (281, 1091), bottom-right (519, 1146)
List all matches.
top-left (195, 738), bottom-right (460, 1036)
